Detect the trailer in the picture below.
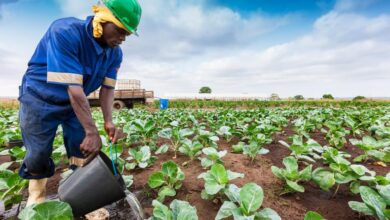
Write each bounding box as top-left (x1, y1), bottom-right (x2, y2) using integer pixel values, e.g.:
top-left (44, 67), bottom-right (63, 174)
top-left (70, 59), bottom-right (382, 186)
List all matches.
top-left (87, 79), bottom-right (154, 109)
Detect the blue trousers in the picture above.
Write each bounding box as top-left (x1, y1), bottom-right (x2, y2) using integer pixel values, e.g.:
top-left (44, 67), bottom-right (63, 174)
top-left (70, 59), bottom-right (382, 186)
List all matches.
top-left (18, 89), bottom-right (85, 179)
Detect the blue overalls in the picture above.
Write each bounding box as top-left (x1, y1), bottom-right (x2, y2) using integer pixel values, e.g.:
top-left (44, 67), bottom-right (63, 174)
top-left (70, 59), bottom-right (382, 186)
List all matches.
top-left (18, 16), bottom-right (123, 179)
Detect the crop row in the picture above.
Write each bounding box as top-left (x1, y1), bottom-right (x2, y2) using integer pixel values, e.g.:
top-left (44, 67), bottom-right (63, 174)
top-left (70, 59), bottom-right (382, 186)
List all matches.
top-left (0, 107), bottom-right (389, 219)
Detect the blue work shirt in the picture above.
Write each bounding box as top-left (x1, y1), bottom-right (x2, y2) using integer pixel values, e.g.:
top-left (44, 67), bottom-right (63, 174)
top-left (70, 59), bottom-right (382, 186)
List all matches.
top-left (20, 16), bottom-right (122, 104)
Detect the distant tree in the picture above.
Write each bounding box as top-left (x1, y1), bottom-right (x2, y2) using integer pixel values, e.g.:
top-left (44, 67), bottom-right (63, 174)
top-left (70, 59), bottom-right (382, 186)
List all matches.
top-left (294, 95), bottom-right (304, 100)
top-left (199, 86), bottom-right (212, 94)
top-left (270, 93), bottom-right (280, 101)
top-left (353, 96), bottom-right (365, 101)
top-left (322, 94), bottom-right (334, 99)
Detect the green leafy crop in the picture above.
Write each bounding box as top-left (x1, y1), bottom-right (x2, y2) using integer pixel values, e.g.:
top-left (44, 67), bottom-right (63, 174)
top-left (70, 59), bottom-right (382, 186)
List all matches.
top-left (348, 186), bottom-right (389, 220)
top-left (148, 160), bottom-right (185, 202)
top-left (0, 169), bottom-right (28, 207)
top-left (198, 147), bottom-right (227, 168)
top-left (350, 136), bottom-right (390, 163)
top-left (125, 145), bottom-right (157, 170)
top-left (158, 121), bottom-right (194, 158)
top-left (197, 163), bottom-right (244, 200)
top-left (148, 199), bottom-right (198, 220)
top-left (215, 182), bottom-right (281, 220)
top-left (271, 156), bottom-right (312, 194)
top-left (18, 201), bottom-right (73, 220)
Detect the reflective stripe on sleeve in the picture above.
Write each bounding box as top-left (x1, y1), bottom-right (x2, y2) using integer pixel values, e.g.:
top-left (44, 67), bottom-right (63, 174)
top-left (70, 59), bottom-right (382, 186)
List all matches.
top-left (103, 77), bottom-right (116, 87)
top-left (47, 72), bottom-right (83, 85)
top-left (69, 156), bottom-right (85, 167)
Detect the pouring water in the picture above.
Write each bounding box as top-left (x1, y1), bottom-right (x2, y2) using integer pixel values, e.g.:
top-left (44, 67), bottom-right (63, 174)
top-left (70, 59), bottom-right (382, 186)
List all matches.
top-left (124, 189), bottom-right (146, 220)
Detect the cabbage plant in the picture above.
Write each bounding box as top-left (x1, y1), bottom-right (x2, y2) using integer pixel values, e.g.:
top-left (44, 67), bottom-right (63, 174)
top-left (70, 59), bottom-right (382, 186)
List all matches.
top-left (322, 122), bottom-right (348, 149)
top-left (198, 147), bottom-right (227, 168)
top-left (279, 135), bottom-right (323, 163)
top-left (293, 117), bottom-right (316, 138)
top-left (178, 139), bottom-right (203, 165)
top-left (0, 146), bottom-right (26, 163)
top-left (148, 160), bottom-right (185, 202)
top-left (348, 186), bottom-right (389, 220)
top-left (257, 121), bottom-right (283, 137)
top-left (312, 163), bottom-right (376, 195)
top-left (124, 119), bottom-right (157, 146)
top-left (148, 199), bottom-right (198, 220)
top-left (215, 183), bottom-right (281, 220)
top-left (193, 129), bottom-right (219, 149)
top-left (216, 126), bottom-right (233, 142)
top-left (370, 123), bottom-right (390, 140)
top-left (232, 142), bottom-right (245, 153)
top-left (0, 169), bottom-right (28, 207)
top-left (343, 116), bottom-right (363, 137)
top-left (271, 156), bottom-right (312, 194)
top-left (319, 147), bottom-right (376, 194)
top-left (18, 201), bottom-right (73, 220)
top-left (304, 211), bottom-right (325, 220)
top-left (197, 163), bottom-right (244, 200)
top-left (125, 146), bottom-right (157, 170)
top-left (243, 138), bottom-right (270, 163)
top-left (350, 136), bottom-right (390, 163)
top-left (158, 121), bottom-right (193, 158)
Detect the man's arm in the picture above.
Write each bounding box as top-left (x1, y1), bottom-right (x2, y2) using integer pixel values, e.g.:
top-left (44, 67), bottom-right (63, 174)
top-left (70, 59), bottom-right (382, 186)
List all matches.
top-left (100, 86), bottom-right (114, 124)
top-left (68, 86), bottom-right (101, 164)
top-left (100, 87), bottom-right (124, 143)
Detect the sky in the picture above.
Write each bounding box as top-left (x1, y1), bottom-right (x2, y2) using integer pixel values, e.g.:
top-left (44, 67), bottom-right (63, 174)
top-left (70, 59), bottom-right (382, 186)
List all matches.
top-left (0, 0), bottom-right (389, 98)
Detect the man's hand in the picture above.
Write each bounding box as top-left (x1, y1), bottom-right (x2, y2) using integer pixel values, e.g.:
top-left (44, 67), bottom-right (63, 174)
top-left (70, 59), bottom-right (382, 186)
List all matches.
top-left (104, 121), bottom-right (126, 143)
top-left (80, 132), bottom-right (102, 165)
top-left (68, 86), bottom-right (101, 166)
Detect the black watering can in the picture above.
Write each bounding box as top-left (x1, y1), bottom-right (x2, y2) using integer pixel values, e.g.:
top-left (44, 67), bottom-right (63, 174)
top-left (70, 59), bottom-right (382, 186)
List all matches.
top-left (58, 152), bottom-right (127, 217)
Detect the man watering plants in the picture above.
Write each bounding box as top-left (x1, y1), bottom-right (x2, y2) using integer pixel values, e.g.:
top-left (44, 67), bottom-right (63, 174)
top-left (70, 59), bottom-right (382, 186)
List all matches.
top-left (17, 0), bottom-right (141, 211)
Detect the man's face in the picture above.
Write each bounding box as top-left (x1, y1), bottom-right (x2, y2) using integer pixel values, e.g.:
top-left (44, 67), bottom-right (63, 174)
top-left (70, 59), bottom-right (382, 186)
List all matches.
top-left (101, 22), bottom-right (131, 48)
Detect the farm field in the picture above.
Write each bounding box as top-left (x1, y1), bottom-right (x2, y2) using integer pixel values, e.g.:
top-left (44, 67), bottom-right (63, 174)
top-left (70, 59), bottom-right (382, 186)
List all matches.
top-left (1, 105), bottom-right (389, 220)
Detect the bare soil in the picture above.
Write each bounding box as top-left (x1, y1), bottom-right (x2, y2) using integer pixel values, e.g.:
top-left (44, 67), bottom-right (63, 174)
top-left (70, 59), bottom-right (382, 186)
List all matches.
top-left (124, 126), bottom-right (385, 220)
top-left (1, 126), bottom-right (387, 220)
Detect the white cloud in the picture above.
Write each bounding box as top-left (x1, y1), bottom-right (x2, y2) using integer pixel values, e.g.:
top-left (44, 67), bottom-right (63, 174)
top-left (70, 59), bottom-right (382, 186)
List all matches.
top-left (0, 48), bottom-right (27, 97)
top-left (113, 0), bottom-right (302, 96)
top-left (0, 0), bottom-right (18, 19)
top-left (193, 10), bottom-right (390, 97)
top-left (1, 0), bottom-right (389, 98)
top-left (55, 0), bottom-right (96, 18)
top-left (123, 0), bottom-right (390, 98)
top-left (334, 0), bottom-right (378, 12)
top-left (56, 0), bottom-right (296, 61)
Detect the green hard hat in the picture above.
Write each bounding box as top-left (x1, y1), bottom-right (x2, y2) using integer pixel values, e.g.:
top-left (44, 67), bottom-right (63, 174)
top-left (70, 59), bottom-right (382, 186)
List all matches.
top-left (101, 0), bottom-right (142, 36)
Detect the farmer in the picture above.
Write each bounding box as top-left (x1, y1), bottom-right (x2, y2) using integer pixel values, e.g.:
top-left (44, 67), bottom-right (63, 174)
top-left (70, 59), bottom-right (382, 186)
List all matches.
top-left (17, 0), bottom-right (141, 208)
